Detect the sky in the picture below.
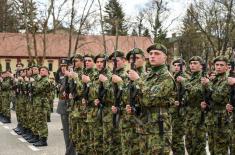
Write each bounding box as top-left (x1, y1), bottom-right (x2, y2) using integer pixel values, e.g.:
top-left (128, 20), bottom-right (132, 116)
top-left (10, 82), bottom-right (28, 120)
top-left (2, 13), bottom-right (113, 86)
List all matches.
top-left (39, 0), bottom-right (193, 36)
top-left (117, 0), bottom-right (193, 36)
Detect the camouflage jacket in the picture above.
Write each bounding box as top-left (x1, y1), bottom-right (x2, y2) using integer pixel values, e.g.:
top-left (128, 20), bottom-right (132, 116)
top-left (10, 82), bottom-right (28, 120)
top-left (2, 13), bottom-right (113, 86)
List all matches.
top-left (209, 72), bottom-right (230, 111)
top-left (136, 65), bottom-right (176, 107)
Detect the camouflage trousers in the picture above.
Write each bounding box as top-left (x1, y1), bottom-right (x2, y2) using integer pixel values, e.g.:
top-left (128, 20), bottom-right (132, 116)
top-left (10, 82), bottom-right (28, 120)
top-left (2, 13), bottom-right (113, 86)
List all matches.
top-left (207, 111), bottom-right (230, 155)
top-left (2, 91), bottom-right (12, 118)
top-left (34, 97), bottom-right (49, 138)
top-left (185, 110), bottom-right (207, 155)
top-left (0, 95), bottom-right (2, 114)
top-left (171, 112), bottom-right (185, 155)
top-left (137, 108), bottom-right (172, 155)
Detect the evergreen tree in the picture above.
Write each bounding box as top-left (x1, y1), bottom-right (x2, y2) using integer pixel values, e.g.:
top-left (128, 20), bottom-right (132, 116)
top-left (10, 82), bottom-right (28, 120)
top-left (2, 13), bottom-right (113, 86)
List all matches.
top-left (143, 28), bottom-right (150, 37)
top-left (0, 0), bottom-right (19, 32)
top-left (131, 28), bottom-right (138, 36)
top-left (103, 0), bottom-right (127, 35)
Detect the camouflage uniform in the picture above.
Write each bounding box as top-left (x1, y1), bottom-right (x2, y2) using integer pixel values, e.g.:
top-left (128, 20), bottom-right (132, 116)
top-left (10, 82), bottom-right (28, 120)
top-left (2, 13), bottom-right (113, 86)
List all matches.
top-left (184, 71), bottom-right (207, 155)
top-left (124, 66), bottom-right (145, 155)
top-left (136, 65), bottom-right (175, 155)
top-left (207, 72), bottom-right (230, 155)
top-left (33, 75), bottom-right (50, 141)
top-left (171, 71), bottom-right (190, 155)
top-left (81, 67), bottom-right (99, 154)
top-left (1, 76), bottom-right (13, 122)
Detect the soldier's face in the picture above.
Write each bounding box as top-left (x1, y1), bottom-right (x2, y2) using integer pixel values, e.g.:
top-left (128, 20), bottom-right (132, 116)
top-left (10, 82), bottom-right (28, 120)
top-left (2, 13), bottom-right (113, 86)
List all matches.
top-left (74, 58), bottom-right (83, 68)
top-left (189, 61), bottom-right (202, 72)
top-left (84, 57), bottom-right (94, 69)
top-left (112, 57), bottom-right (126, 69)
top-left (129, 54), bottom-right (145, 68)
top-left (96, 58), bottom-right (105, 71)
top-left (149, 50), bottom-right (166, 66)
top-left (173, 63), bottom-right (186, 73)
top-left (61, 66), bottom-right (67, 74)
top-left (214, 61), bottom-right (227, 74)
top-left (32, 67), bottom-right (39, 74)
top-left (40, 68), bottom-right (49, 77)
top-left (16, 65), bottom-right (23, 70)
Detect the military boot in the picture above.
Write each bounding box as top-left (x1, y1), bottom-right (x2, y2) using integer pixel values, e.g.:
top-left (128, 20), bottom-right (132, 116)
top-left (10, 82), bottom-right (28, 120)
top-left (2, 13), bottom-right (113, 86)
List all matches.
top-left (2, 116), bottom-right (11, 123)
top-left (13, 124), bottom-right (22, 132)
top-left (0, 113), bottom-right (4, 122)
top-left (47, 115), bottom-right (51, 122)
top-left (33, 137), bottom-right (48, 147)
top-left (16, 127), bottom-right (26, 135)
top-left (24, 130), bottom-right (34, 140)
top-left (28, 135), bottom-right (39, 143)
top-left (21, 129), bottom-right (30, 138)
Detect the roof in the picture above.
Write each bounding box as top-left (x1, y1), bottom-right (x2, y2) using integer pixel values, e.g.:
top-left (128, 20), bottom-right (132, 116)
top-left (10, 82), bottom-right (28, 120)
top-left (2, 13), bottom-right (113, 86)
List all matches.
top-left (0, 33), bottom-right (153, 58)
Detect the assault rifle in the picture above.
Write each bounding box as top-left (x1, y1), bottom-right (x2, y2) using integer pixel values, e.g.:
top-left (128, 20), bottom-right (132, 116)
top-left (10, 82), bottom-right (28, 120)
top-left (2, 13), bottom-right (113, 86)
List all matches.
top-left (112, 51), bottom-right (122, 128)
top-left (201, 48), bottom-right (211, 125)
top-left (128, 49), bottom-right (140, 116)
top-left (97, 54), bottom-right (108, 123)
top-left (82, 57), bottom-right (89, 106)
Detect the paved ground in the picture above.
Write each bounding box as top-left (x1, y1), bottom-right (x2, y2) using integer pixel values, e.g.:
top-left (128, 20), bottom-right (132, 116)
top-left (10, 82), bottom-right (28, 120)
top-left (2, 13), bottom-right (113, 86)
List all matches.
top-left (0, 100), bottom-right (65, 155)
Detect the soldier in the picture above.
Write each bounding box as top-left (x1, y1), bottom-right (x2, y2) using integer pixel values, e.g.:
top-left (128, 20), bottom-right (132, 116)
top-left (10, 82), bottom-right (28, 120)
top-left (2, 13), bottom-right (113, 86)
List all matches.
top-left (180, 56), bottom-right (207, 155)
top-left (171, 58), bottom-right (190, 155)
top-left (125, 48), bottom-right (146, 154)
top-left (93, 53), bottom-right (112, 154)
top-left (32, 66), bottom-right (51, 147)
top-left (201, 56), bottom-right (230, 154)
top-left (0, 73), bottom-right (3, 122)
top-left (128, 43), bottom-right (176, 154)
top-left (12, 62), bottom-right (24, 111)
top-left (80, 54), bottom-right (99, 154)
top-left (56, 59), bottom-right (76, 155)
top-left (109, 50), bottom-right (129, 154)
top-left (67, 53), bottom-right (83, 154)
top-left (13, 68), bottom-right (25, 133)
top-left (1, 69), bottom-right (14, 123)
top-left (227, 74), bottom-right (235, 154)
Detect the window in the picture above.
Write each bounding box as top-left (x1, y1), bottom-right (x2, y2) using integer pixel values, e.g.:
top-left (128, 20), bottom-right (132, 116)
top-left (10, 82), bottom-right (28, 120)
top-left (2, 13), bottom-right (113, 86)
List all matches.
top-left (48, 62), bottom-right (53, 71)
top-left (6, 62), bottom-right (11, 70)
top-left (5, 60), bottom-right (11, 70)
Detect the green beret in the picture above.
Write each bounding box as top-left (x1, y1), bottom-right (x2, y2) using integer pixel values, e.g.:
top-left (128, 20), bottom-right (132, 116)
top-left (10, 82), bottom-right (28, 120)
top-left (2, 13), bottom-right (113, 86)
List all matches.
top-left (31, 64), bottom-right (40, 68)
top-left (189, 56), bottom-right (203, 64)
top-left (109, 50), bottom-right (125, 60)
top-left (213, 56), bottom-right (228, 64)
top-left (72, 53), bottom-right (83, 61)
top-left (146, 43), bottom-right (167, 55)
top-left (39, 66), bottom-right (49, 71)
top-left (83, 54), bottom-right (95, 60)
top-left (172, 58), bottom-right (186, 66)
top-left (94, 53), bottom-right (109, 63)
top-left (126, 48), bottom-right (144, 61)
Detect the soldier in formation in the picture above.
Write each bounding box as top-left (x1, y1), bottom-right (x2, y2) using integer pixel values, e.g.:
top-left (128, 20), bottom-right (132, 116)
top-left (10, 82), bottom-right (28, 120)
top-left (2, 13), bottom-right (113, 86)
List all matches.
top-left (2, 43), bottom-right (235, 154)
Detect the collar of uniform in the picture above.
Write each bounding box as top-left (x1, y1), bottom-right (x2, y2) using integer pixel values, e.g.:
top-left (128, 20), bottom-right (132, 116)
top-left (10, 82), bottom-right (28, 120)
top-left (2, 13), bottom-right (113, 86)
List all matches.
top-left (216, 72), bottom-right (226, 79)
top-left (151, 64), bottom-right (166, 73)
top-left (74, 67), bottom-right (83, 72)
top-left (191, 71), bottom-right (201, 79)
top-left (136, 66), bottom-right (145, 75)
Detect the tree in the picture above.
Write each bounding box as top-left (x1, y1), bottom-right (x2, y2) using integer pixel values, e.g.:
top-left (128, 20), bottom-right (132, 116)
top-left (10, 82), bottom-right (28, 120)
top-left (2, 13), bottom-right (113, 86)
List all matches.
top-left (103, 0), bottom-right (127, 35)
top-left (0, 0), bottom-right (18, 32)
top-left (143, 28), bottom-right (150, 37)
top-left (180, 4), bottom-right (207, 60)
top-left (187, 0), bottom-right (235, 56)
top-left (131, 28), bottom-right (138, 36)
top-left (143, 0), bottom-right (169, 43)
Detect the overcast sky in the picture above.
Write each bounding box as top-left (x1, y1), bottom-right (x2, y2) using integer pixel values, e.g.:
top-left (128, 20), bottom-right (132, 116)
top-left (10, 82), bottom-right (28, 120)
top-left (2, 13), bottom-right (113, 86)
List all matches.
top-left (39, 0), bottom-right (193, 36)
